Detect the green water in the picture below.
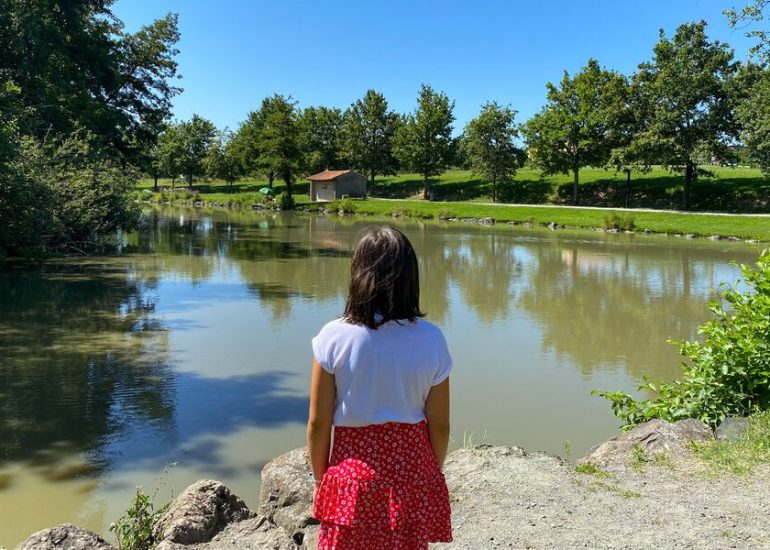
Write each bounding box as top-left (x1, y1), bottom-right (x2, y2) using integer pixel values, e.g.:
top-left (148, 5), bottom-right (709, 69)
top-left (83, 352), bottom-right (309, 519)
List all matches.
top-left (0, 207), bottom-right (759, 546)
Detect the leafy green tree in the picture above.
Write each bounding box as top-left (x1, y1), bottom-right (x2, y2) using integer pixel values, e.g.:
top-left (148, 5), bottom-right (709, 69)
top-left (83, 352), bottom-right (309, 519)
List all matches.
top-left (0, 0), bottom-right (180, 160)
top-left (734, 65), bottom-right (770, 174)
top-left (255, 95), bottom-right (301, 197)
top-left (462, 102), bottom-right (526, 202)
top-left (726, 1), bottom-right (770, 60)
top-left (205, 130), bottom-right (243, 191)
top-left (341, 90), bottom-right (400, 192)
top-left (231, 108), bottom-right (270, 185)
top-left (395, 84), bottom-right (455, 200)
top-left (174, 115), bottom-right (217, 188)
top-left (523, 59), bottom-right (627, 205)
top-left (299, 106), bottom-right (344, 174)
top-left (630, 21), bottom-right (739, 210)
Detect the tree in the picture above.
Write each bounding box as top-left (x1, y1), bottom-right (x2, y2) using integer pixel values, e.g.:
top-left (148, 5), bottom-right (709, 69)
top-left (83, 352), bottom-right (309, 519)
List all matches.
top-left (254, 95), bottom-right (301, 197)
top-left (462, 102), bottom-right (526, 202)
top-left (174, 115), bottom-right (217, 188)
top-left (734, 65), bottom-right (770, 174)
top-left (205, 130), bottom-right (243, 191)
top-left (341, 90), bottom-right (400, 192)
top-left (395, 84), bottom-right (455, 200)
top-left (298, 106), bottom-right (344, 174)
top-left (725, 1), bottom-right (770, 60)
top-left (523, 59), bottom-right (627, 205)
top-left (231, 108), bottom-right (269, 185)
top-left (630, 21), bottom-right (739, 209)
top-left (0, 1), bottom-right (181, 160)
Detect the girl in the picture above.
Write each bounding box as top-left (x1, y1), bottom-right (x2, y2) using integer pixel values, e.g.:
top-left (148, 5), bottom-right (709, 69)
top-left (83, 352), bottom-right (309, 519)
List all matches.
top-left (307, 225), bottom-right (453, 550)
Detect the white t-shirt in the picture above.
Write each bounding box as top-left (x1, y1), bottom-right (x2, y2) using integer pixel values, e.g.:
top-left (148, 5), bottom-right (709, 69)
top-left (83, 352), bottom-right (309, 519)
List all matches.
top-left (311, 317), bottom-right (453, 427)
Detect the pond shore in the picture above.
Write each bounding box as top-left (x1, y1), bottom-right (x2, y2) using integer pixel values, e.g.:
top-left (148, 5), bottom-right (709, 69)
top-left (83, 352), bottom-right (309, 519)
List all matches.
top-left (16, 418), bottom-right (770, 549)
top-left (138, 197), bottom-right (770, 243)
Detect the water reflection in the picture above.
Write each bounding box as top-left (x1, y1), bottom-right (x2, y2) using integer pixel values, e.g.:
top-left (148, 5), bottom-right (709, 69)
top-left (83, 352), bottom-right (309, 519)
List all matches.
top-left (0, 207), bottom-right (759, 547)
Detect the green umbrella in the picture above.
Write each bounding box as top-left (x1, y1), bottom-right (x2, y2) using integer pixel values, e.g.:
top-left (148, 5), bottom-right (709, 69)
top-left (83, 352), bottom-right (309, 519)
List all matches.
top-left (259, 187), bottom-right (276, 197)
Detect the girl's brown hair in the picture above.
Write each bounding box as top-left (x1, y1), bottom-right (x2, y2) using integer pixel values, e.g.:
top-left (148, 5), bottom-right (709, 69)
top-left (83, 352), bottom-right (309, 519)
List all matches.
top-left (342, 225), bottom-right (424, 329)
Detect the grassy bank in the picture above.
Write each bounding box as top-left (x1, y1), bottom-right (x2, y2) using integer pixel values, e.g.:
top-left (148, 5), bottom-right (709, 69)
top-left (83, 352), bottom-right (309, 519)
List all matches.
top-left (134, 166), bottom-right (770, 241)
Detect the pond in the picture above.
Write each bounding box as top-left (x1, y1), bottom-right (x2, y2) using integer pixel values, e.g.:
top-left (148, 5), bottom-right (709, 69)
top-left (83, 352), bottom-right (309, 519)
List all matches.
top-left (0, 207), bottom-right (760, 546)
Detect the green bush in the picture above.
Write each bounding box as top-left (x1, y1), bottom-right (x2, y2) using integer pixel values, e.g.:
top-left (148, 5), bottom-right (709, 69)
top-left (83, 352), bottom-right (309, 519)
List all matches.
top-left (0, 133), bottom-right (139, 255)
top-left (596, 250), bottom-right (770, 429)
top-left (603, 213), bottom-right (636, 231)
top-left (277, 192), bottom-right (295, 210)
top-left (111, 487), bottom-right (168, 550)
top-left (329, 198), bottom-right (357, 214)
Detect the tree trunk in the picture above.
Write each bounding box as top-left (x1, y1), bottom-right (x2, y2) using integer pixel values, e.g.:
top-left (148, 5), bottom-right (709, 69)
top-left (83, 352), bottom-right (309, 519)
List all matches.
top-left (370, 169), bottom-right (375, 196)
top-left (153, 170), bottom-right (158, 192)
top-left (492, 176), bottom-right (497, 203)
top-left (171, 176), bottom-right (176, 190)
top-left (572, 168), bottom-right (579, 205)
top-left (283, 169), bottom-right (292, 196)
top-left (423, 175), bottom-right (429, 200)
top-left (683, 162), bottom-right (693, 210)
top-left (624, 169), bottom-right (631, 208)
top-left (268, 172), bottom-right (274, 188)
top-left (188, 171), bottom-right (193, 189)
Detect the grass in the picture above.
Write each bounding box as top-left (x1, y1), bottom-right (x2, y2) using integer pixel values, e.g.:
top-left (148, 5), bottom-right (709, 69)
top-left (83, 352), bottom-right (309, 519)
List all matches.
top-left (692, 411), bottom-right (770, 476)
top-left (134, 166), bottom-right (770, 241)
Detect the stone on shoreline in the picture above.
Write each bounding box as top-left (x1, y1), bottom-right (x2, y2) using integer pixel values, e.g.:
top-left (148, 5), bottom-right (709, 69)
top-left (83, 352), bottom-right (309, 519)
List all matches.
top-left (715, 416), bottom-right (750, 442)
top-left (258, 448), bottom-right (317, 538)
top-left (15, 524), bottom-right (115, 550)
top-left (578, 418), bottom-right (713, 468)
top-left (153, 479), bottom-right (255, 545)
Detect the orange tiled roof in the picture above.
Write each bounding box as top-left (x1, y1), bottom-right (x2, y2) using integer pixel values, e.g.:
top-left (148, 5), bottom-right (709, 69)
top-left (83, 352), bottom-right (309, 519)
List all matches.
top-left (307, 169), bottom-right (351, 181)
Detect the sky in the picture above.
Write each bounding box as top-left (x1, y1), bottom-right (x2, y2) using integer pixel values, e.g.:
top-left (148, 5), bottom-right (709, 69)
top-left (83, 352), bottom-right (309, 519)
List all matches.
top-left (113, 0), bottom-right (758, 134)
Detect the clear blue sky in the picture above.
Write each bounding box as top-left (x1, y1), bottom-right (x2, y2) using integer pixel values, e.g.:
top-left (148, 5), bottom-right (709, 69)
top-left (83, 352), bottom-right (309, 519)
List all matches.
top-left (113, 0), bottom-right (756, 134)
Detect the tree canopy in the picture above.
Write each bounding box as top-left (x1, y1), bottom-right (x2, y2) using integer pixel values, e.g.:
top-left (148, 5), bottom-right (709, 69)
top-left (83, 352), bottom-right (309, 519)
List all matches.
top-left (523, 59), bottom-right (627, 205)
top-left (341, 90), bottom-right (400, 191)
top-left (462, 102), bottom-right (526, 203)
top-left (395, 84), bottom-right (455, 200)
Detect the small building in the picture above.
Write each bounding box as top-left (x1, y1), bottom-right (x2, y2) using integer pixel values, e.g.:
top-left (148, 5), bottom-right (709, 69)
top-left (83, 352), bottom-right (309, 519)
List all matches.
top-left (308, 170), bottom-right (367, 202)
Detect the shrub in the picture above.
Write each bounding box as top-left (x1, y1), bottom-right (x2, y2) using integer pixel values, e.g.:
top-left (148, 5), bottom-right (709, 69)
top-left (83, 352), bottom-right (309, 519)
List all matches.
top-left (111, 487), bottom-right (168, 550)
top-left (332, 198), bottom-right (357, 214)
top-left (596, 250), bottom-right (770, 429)
top-left (437, 208), bottom-right (455, 219)
top-left (278, 192), bottom-right (295, 210)
top-left (603, 213), bottom-right (636, 231)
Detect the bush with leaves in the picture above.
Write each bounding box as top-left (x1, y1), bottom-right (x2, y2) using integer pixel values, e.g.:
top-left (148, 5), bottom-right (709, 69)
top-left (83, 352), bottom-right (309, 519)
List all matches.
top-left (278, 192), bottom-right (295, 210)
top-left (596, 250), bottom-right (770, 429)
top-left (111, 487), bottom-right (168, 550)
top-left (0, 132), bottom-right (139, 255)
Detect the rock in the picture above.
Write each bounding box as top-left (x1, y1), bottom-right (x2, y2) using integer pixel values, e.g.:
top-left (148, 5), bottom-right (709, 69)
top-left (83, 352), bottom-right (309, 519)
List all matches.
top-left (684, 234), bottom-right (696, 239)
top-left (479, 217), bottom-right (496, 225)
top-left (548, 222), bottom-right (558, 230)
top-left (259, 448), bottom-right (317, 535)
top-left (715, 417), bottom-right (750, 442)
top-left (153, 479), bottom-right (255, 545)
top-left (578, 419), bottom-right (713, 468)
top-left (746, 239), bottom-right (760, 244)
top-left (708, 235), bottom-right (722, 241)
top-left (15, 524), bottom-right (115, 550)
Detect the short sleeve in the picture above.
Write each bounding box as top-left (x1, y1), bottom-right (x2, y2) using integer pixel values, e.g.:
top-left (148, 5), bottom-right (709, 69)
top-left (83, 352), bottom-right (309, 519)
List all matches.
top-left (312, 327), bottom-right (334, 374)
top-left (432, 329), bottom-right (453, 385)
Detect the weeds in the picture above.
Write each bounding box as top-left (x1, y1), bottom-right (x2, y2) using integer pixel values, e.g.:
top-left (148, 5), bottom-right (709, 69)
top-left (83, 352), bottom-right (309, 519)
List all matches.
top-left (693, 410), bottom-right (770, 475)
top-left (603, 213), bottom-right (636, 231)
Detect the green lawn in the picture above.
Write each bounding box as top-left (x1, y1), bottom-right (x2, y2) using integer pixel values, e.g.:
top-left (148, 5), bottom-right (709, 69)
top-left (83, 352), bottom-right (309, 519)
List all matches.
top-left (134, 167), bottom-right (770, 241)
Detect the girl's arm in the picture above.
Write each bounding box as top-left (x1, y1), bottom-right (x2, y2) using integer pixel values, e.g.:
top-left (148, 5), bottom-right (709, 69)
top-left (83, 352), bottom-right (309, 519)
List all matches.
top-left (307, 358), bottom-right (335, 486)
top-left (424, 377), bottom-right (450, 470)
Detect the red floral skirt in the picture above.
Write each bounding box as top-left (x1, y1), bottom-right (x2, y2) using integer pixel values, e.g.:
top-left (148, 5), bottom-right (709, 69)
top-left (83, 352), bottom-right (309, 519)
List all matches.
top-left (314, 421), bottom-right (452, 550)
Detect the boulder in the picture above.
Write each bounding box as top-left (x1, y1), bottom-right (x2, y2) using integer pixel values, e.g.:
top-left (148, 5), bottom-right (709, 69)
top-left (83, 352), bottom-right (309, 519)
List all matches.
top-left (258, 448), bottom-right (317, 536)
top-left (15, 524), bottom-right (116, 550)
top-left (153, 479), bottom-right (255, 545)
top-left (578, 418), bottom-right (713, 467)
top-left (715, 416), bottom-right (750, 442)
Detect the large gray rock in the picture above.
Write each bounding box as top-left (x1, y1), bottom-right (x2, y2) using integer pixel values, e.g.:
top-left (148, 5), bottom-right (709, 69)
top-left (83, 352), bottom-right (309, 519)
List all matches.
top-left (15, 524), bottom-right (115, 550)
top-left (258, 448), bottom-right (317, 536)
top-left (155, 517), bottom-right (294, 550)
top-left (715, 416), bottom-right (750, 441)
top-left (578, 418), bottom-right (713, 467)
top-left (153, 479), bottom-right (255, 545)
